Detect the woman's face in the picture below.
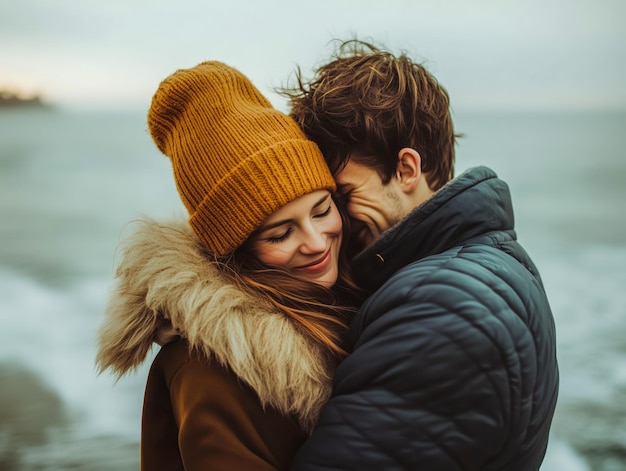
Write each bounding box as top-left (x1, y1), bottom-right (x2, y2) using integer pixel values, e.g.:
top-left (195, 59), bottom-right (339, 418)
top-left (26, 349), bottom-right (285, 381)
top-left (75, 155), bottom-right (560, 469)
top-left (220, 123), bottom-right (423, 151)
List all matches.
top-left (250, 190), bottom-right (343, 287)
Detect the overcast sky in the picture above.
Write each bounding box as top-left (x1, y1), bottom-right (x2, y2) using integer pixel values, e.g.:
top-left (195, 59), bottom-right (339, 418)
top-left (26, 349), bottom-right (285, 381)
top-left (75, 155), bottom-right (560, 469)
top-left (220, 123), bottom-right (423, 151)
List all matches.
top-left (1, 0), bottom-right (624, 111)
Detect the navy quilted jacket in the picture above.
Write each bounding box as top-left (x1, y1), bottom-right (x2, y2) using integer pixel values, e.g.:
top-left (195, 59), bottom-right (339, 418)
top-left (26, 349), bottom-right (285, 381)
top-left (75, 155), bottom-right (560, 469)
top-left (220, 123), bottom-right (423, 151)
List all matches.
top-left (292, 166), bottom-right (559, 470)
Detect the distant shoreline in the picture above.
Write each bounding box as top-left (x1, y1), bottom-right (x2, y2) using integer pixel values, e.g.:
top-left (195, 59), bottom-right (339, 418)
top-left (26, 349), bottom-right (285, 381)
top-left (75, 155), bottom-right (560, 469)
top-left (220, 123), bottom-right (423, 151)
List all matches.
top-left (0, 91), bottom-right (49, 108)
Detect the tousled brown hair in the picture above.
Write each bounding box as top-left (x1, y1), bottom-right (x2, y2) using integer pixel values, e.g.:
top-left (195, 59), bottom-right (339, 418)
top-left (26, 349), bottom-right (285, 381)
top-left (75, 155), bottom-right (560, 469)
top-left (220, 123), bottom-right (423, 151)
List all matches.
top-left (282, 39), bottom-right (460, 191)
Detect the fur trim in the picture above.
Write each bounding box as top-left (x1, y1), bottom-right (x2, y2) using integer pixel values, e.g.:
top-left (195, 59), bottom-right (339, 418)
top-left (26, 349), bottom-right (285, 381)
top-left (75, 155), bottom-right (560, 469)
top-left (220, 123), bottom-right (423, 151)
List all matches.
top-left (95, 218), bottom-right (332, 432)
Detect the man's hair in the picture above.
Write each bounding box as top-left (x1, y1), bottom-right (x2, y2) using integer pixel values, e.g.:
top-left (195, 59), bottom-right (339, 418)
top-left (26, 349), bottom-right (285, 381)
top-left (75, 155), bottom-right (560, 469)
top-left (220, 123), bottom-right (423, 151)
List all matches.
top-left (283, 39), bottom-right (458, 191)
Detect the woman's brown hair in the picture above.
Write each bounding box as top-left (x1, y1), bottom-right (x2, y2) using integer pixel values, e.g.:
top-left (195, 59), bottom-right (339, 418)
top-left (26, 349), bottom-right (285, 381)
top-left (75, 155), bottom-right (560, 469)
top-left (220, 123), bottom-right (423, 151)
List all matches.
top-left (216, 199), bottom-right (361, 360)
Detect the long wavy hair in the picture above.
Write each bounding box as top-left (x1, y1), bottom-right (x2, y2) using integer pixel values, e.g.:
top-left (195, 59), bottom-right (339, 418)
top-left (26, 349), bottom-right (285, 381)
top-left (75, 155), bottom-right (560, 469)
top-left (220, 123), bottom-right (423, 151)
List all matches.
top-left (214, 199), bottom-right (362, 360)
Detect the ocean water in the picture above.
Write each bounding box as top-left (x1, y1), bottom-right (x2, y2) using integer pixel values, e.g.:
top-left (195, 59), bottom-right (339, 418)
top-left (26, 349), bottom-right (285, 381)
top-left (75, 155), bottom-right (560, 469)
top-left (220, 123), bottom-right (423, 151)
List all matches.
top-left (1, 107), bottom-right (625, 470)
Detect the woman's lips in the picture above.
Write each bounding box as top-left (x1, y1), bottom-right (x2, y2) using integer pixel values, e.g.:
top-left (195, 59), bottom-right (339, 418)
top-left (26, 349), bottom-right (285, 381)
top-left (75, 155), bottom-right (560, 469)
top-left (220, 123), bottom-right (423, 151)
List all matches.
top-left (296, 250), bottom-right (332, 274)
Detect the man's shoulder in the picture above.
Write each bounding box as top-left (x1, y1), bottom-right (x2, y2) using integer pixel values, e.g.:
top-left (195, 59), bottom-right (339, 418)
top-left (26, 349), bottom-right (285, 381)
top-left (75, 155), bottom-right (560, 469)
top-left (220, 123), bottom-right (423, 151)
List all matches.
top-left (383, 243), bottom-right (514, 289)
top-left (359, 242), bottom-right (537, 323)
top-left (350, 242), bottom-right (546, 353)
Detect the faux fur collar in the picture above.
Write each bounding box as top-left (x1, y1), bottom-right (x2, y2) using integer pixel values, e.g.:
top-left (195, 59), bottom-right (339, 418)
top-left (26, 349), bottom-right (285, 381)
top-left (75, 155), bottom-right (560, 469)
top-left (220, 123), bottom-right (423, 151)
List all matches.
top-left (96, 218), bottom-right (332, 432)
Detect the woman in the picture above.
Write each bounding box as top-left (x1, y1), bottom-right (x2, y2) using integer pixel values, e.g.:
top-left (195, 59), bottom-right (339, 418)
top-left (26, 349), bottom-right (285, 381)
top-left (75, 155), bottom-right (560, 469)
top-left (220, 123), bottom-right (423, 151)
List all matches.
top-left (95, 61), bottom-right (359, 470)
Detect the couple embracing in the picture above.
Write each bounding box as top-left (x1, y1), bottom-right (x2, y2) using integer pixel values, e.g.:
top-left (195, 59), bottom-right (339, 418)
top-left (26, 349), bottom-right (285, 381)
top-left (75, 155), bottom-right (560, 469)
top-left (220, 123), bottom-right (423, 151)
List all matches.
top-left (97, 39), bottom-right (558, 471)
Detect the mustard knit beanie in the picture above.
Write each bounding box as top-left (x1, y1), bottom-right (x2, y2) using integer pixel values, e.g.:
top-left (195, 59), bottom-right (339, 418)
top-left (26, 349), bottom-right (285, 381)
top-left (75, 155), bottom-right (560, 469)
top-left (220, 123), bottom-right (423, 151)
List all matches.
top-left (148, 61), bottom-right (336, 257)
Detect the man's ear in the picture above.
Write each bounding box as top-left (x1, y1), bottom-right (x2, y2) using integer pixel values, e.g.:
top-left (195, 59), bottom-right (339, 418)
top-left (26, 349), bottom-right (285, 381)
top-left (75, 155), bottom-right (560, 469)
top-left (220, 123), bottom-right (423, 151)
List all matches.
top-left (395, 147), bottom-right (421, 193)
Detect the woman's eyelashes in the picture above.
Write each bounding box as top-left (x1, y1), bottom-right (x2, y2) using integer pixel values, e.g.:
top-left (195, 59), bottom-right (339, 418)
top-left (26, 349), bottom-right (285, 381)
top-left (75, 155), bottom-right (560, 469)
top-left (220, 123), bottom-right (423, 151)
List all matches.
top-left (314, 204), bottom-right (332, 218)
top-left (265, 205), bottom-right (333, 244)
top-left (266, 228), bottom-right (292, 244)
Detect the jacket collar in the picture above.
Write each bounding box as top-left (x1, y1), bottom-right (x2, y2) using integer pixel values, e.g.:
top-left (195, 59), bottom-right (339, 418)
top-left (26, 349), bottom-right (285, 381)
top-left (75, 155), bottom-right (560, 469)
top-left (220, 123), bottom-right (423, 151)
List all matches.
top-left (351, 166), bottom-right (516, 292)
top-left (96, 218), bottom-right (332, 433)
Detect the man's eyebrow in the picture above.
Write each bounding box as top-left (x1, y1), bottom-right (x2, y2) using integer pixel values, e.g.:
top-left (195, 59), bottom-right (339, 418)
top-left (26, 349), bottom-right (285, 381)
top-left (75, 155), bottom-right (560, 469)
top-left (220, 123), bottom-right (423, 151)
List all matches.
top-left (256, 194), bottom-right (331, 234)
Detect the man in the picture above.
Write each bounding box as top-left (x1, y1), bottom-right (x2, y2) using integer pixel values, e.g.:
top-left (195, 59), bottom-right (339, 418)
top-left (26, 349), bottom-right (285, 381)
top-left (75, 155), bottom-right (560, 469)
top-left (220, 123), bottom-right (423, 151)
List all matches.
top-left (284, 40), bottom-right (559, 470)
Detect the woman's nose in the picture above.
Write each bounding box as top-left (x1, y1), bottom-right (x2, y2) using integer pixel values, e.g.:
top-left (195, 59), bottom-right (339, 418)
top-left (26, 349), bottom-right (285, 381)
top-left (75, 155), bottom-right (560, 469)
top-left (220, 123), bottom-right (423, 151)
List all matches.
top-left (300, 226), bottom-right (326, 253)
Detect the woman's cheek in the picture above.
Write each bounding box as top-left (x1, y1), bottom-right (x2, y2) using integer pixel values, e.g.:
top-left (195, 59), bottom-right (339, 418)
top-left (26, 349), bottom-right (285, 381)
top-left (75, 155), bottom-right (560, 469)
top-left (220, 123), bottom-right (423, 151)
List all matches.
top-left (254, 242), bottom-right (294, 268)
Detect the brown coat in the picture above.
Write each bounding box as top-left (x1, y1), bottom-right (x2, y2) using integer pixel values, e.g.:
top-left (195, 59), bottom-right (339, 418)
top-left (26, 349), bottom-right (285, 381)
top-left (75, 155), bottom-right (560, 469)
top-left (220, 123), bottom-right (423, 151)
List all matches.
top-left (141, 340), bottom-right (307, 470)
top-left (96, 219), bottom-right (334, 470)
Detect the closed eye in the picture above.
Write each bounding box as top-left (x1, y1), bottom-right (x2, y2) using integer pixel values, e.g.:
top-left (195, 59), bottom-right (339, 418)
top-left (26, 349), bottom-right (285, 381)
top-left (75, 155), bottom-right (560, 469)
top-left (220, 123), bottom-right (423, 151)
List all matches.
top-left (314, 205), bottom-right (332, 218)
top-left (335, 185), bottom-right (353, 202)
top-left (266, 227), bottom-right (293, 244)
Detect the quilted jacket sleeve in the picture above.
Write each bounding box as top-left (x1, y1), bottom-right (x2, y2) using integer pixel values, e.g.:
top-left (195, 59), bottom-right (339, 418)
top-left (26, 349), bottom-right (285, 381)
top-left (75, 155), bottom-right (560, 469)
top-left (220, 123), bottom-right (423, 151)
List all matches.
top-left (292, 253), bottom-right (538, 470)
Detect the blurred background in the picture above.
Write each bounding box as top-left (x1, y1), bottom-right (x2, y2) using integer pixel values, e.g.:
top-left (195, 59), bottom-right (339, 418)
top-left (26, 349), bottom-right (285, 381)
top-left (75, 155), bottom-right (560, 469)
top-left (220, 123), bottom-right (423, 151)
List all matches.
top-left (1, 0), bottom-right (625, 469)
